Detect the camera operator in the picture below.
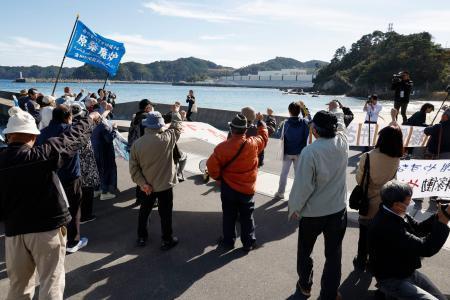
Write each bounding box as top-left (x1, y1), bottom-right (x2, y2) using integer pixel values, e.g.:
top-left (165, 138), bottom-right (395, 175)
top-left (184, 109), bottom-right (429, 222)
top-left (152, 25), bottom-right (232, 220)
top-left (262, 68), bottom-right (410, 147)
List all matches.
top-left (363, 94), bottom-right (382, 124)
top-left (391, 71), bottom-right (413, 124)
top-left (368, 180), bottom-right (449, 300)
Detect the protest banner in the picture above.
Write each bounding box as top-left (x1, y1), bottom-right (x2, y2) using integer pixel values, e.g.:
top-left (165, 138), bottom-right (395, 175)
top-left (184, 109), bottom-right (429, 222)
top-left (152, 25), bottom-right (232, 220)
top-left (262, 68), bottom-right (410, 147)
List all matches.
top-left (309, 123), bottom-right (429, 147)
top-left (396, 159), bottom-right (450, 198)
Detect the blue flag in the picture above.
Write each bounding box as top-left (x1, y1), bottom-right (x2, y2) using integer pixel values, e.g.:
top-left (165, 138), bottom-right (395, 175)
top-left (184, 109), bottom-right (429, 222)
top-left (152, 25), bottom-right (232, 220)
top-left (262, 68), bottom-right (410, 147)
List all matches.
top-left (66, 20), bottom-right (125, 76)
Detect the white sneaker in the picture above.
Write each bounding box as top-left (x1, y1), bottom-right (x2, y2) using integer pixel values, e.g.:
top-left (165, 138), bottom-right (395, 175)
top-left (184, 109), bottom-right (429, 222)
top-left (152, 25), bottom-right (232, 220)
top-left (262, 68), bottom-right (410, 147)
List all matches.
top-left (66, 237), bottom-right (88, 253)
top-left (274, 192), bottom-right (285, 199)
top-left (94, 190), bottom-right (102, 198)
top-left (100, 192), bottom-right (116, 200)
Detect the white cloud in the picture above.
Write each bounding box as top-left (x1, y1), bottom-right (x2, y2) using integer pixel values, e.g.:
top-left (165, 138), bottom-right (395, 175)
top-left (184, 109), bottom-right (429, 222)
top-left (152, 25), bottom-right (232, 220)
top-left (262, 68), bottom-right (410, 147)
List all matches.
top-left (143, 1), bottom-right (247, 23)
top-left (0, 37), bottom-right (80, 67)
top-left (199, 34), bottom-right (236, 40)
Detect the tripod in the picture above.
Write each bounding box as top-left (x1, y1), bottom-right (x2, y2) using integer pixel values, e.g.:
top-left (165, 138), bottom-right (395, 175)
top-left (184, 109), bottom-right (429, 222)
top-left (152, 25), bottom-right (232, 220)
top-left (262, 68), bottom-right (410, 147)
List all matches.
top-left (430, 88), bottom-right (449, 125)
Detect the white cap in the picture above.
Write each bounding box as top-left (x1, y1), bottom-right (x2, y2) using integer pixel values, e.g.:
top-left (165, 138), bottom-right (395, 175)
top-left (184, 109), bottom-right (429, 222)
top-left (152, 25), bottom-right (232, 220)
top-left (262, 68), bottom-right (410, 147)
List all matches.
top-left (42, 95), bottom-right (56, 105)
top-left (3, 107), bottom-right (40, 135)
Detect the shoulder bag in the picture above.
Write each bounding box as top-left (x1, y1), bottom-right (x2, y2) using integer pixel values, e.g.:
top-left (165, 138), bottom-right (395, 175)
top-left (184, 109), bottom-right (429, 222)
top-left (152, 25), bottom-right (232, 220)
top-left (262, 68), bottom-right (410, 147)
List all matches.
top-left (217, 140), bottom-right (247, 181)
top-left (349, 154), bottom-right (371, 216)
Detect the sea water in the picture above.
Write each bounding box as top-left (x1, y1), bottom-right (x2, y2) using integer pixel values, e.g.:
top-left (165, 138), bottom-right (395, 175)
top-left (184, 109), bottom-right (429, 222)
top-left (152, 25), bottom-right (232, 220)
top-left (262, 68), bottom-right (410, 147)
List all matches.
top-left (0, 79), bottom-right (425, 116)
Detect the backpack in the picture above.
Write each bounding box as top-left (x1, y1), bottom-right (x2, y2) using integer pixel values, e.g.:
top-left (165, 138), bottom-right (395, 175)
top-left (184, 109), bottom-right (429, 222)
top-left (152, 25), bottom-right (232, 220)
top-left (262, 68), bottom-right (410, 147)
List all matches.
top-left (128, 114), bottom-right (143, 148)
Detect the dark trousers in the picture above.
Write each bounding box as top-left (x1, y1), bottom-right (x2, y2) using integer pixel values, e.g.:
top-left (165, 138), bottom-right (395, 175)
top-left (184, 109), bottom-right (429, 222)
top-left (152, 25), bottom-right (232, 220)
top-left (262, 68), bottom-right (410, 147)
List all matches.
top-left (186, 110), bottom-right (193, 121)
top-left (220, 182), bottom-right (256, 247)
top-left (137, 188), bottom-right (173, 241)
top-left (394, 101), bottom-right (409, 124)
top-left (63, 178), bottom-right (83, 247)
top-left (81, 186), bottom-right (94, 219)
top-left (356, 222), bottom-right (369, 265)
top-left (135, 185), bottom-right (146, 204)
top-left (297, 209), bottom-right (347, 300)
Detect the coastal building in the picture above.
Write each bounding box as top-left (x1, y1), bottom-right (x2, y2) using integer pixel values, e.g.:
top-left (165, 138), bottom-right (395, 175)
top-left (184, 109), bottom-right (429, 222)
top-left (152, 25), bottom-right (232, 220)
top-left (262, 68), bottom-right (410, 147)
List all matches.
top-left (216, 68), bottom-right (313, 88)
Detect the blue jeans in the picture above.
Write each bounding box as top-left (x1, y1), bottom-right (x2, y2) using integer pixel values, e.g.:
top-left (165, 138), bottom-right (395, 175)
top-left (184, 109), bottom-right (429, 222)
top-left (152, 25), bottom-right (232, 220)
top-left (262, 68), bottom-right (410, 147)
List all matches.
top-left (377, 271), bottom-right (446, 300)
top-left (220, 181), bottom-right (256, 247)
top-left (297, 209), bottom-right (347, 300)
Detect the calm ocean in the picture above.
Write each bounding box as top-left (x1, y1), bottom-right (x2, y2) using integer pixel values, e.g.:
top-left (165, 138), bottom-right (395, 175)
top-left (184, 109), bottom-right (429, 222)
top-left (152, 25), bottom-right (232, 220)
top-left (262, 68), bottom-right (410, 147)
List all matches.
top-left (0, 79), bottom-right (425, 116)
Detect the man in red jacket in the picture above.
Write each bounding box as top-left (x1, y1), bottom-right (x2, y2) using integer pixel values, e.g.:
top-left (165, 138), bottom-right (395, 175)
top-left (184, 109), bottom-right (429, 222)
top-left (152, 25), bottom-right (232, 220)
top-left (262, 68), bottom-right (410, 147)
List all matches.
top-left (206, 113), bottom-right (268, 252)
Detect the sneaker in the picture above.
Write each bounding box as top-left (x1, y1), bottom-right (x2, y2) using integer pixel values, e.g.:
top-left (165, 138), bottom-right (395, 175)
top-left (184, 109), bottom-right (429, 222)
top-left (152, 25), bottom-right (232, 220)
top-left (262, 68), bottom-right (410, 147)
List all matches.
top-left (80, 215), bottom-right (96, 224)
top-left (274, 192), bottom-right (285, 199)
top-left (137, 237), bottom-right (147, 247)
top-left (66, 237), bottom-right (88, 253)
top-left (100, 192), bottom-right (116, 200)
top-left (161, 237), bottom-right (179, 251)
top-left (94, 190), bottom-right (102, 198)
top-left (296, 281), bottom-right (311, 298)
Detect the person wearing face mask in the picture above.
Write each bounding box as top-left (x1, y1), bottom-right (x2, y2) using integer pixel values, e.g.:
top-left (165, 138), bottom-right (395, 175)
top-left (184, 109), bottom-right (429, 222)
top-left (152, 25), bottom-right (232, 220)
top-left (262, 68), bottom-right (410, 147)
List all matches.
top-left (368, 180), bottom-right (450, 300)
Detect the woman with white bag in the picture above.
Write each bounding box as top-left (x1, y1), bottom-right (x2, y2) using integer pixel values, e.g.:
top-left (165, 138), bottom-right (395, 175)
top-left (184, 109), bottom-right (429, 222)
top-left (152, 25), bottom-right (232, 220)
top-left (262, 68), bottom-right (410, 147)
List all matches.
top-left (274, 102), bottom-right (310, 200)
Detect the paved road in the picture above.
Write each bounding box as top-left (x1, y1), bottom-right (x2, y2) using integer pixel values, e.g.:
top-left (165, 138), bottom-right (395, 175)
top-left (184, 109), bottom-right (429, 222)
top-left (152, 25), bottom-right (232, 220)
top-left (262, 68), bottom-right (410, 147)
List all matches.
top-left (0, 138), bottom-right (449, 299)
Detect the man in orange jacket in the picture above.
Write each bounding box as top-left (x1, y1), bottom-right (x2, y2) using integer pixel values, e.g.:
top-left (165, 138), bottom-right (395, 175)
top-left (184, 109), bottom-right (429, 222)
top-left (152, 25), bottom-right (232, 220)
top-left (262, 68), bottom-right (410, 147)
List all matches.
top-left (206, 113), bottom-right (268, 252)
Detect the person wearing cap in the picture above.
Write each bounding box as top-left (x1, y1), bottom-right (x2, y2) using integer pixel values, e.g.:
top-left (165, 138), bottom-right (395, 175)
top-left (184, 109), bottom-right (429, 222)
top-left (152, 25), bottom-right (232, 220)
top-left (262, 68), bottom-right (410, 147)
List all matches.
top-left (206, 113), bottom-right (268, 252)
top-left (424, 108), bottom-right (450, 159)
top-left (39, 95), bottom-right (56, 129)
top-left (274, 102), bottom-right (310, 200)
top-left (288, 110), bottom-right (348, 300)
top-left (18, 88), bottom-right (41, 124)
top-left (392, 71), bottom-right (413, 124)
top-left (129, 106), bottom-right (185, 249)
top-left (128, 99), bottom-right (155, 205)
top-left (0, 107), bottom-right (100, 300)
top-left (91, 104), bottom-right (118, 201)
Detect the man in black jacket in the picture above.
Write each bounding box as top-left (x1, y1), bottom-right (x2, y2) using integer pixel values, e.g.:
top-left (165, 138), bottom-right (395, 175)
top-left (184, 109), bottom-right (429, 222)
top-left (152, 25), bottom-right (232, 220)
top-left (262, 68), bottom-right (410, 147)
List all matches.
top-left (424, 108), bottom-right (450, 159)
top-left (0, 107), bottom-right (99, 300)
top-left (391, 71), bottom-right (413, 124)
top-left (368, 180), bottom-right (449, 300)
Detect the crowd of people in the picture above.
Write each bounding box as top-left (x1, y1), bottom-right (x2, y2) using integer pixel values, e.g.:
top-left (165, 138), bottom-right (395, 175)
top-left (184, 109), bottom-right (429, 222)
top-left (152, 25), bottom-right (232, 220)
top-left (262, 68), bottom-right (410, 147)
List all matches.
top-left (0, 84), bottom-right (449, 300)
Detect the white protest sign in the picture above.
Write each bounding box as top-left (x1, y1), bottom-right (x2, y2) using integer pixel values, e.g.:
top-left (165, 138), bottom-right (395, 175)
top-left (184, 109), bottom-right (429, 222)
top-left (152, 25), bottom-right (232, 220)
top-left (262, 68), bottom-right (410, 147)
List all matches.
top-left (396, 159), bottom-right (450, 198)
top-left (179, 122), bottom-right (228, 145)
top-left (308, 123), bottom-right (429, 147)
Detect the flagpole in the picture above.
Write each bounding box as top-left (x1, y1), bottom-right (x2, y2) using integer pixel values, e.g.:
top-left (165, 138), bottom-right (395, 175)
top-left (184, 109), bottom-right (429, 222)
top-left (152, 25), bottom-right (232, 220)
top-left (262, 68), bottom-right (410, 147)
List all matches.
top-left (102, 73), bottom-right (109, 90)
top-left (52, 14), bottom-right (80, 96)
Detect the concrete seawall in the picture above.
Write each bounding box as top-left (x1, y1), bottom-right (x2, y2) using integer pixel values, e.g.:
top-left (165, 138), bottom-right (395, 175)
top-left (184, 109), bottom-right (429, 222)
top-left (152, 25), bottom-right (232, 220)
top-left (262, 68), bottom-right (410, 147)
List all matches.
top-left (113, 101), bottom-right (288, 130)
top-left (0, 89), bottom-right (288, 129)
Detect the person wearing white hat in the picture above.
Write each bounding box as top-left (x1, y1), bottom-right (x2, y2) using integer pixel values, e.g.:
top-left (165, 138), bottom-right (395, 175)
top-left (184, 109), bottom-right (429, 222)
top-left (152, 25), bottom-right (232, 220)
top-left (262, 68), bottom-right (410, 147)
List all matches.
top-left (39, 95), bottom-right (56, 130)
top-left (0, 107), bottom-right (100, 300)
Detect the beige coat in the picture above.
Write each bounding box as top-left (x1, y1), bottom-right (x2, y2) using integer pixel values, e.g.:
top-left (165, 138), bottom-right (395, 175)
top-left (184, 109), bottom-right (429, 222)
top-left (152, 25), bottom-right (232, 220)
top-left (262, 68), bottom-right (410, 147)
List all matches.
top-left (356, 148), bottom-right (400, 219)
top-left (129, 112), bottom-right (182, 192)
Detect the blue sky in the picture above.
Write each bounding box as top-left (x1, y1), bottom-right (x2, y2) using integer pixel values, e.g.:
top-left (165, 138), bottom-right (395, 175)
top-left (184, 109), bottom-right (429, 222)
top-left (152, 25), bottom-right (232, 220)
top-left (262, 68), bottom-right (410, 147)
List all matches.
top-left (1, 0), bottom-right (449, 68)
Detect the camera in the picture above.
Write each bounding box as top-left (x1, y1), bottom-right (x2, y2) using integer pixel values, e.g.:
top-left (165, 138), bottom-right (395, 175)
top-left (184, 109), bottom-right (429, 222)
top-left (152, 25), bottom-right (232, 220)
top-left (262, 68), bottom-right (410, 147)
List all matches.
top-left (392, 73), bottom-right (403, 83)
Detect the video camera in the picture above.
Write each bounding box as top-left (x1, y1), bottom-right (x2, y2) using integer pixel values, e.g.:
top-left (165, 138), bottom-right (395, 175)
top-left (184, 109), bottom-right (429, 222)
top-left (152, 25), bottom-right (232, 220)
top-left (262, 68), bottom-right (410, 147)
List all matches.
top-left (392, 72), bottom-right (403, 84)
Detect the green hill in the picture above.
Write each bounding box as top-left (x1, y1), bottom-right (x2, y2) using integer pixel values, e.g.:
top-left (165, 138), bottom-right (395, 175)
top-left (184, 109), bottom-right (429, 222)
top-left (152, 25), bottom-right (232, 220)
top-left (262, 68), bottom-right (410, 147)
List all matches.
top-left (235, 57), bottom-right (328, 75)
top-left (0, 57), bottom-right (328, 82)
top-left (313, 31), bottom-right (450, 96)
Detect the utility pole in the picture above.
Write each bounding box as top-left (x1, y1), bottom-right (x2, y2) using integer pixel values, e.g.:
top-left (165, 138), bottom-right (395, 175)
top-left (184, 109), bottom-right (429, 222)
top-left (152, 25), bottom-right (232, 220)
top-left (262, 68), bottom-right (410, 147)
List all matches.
top-left (388, 23), bottom-right (393, 32)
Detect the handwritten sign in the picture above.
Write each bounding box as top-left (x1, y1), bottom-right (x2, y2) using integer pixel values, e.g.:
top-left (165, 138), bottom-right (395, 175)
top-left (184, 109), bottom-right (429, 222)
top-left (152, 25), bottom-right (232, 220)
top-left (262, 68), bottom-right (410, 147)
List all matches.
top-left (178, 122), bottom-right (228, 145)
top-left (397, 159), bottom-right (450, 198)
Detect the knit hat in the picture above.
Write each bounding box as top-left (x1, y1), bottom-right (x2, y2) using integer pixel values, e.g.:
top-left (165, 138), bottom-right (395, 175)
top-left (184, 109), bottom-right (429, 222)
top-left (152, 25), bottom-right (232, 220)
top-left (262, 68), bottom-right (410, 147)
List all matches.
top-left (42, 95), bottom-right (56, 105)
top-left (312, 110), bottom-right (337, 131)
top-left (444, 108), bottom-right (450, 117)
top-left (3, 107), bottom-right (40, 135)
top-left (241, 106), bottom-right (256, 122)
top-left (142, 111), bottom-right (165, 129)
top-left (229, 114), bottom-right (248, 129)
